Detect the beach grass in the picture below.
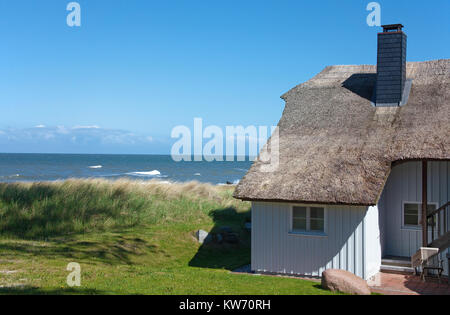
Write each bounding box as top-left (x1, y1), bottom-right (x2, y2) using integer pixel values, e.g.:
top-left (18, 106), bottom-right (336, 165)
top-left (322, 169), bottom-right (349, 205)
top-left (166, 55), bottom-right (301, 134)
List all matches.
top-left (0, 179), bottom-right (337, 295)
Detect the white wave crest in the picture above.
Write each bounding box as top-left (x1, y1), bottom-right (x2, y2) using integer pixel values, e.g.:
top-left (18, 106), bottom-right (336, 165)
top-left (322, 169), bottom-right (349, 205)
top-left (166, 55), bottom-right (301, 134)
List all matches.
top-left (89, 165), bottom-right (103, 169)
top-left (127, 170), bottom-right (161, 177)
top-left (0, 174), bottom-right (20, 179)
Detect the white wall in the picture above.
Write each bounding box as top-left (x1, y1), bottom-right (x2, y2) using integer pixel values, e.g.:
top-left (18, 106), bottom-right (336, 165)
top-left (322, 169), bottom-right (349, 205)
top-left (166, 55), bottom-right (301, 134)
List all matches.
top-left (251, 202), bottom-right (381, 280)
top-left (378, 161), bottom-right (450, 275)
top-left (365, 206), bottom-right (382, 279)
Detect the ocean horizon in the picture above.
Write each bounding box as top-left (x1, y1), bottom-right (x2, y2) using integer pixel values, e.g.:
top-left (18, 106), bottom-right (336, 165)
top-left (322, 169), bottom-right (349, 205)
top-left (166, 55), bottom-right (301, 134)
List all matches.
top-left (0, 153), bottom-right (253, 185)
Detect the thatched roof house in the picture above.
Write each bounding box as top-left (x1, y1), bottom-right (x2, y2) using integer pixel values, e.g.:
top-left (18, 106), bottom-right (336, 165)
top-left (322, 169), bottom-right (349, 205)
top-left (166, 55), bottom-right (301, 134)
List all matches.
top-left (234, 24), bottom-right (450, 281)
top-left (234, 59), bottom-right (450, 206)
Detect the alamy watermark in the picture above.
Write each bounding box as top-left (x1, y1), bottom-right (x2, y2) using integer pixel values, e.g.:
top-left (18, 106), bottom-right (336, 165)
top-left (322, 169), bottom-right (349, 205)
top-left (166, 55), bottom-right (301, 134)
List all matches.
top-left (67, 2), bottom-right (81, 27)
top-left (171, 118), bottom-right (279, 172)
top-left (66, 262), bottom-right (81, 287)
top-left (366, 2), bottom-right (381, 27)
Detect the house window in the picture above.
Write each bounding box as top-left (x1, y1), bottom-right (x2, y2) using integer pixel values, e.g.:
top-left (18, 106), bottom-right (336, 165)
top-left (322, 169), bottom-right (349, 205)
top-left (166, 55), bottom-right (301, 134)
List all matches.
top-left (292, 206), bottom-right (325, 233)
top-left (403, 203), bottom-right (437, 227)
top-left (293, 207), bottom-right (307, 230)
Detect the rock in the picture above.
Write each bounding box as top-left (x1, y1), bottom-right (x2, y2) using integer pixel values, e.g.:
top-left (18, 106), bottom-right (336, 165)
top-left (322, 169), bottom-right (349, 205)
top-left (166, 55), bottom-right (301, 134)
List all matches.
top-left (224, 232), bottom-right (239, 244)
top-left (219, 226), bottom-right (232, 234)
top-left (196, 230), bottom-right (212, 244)
top-left (321, 269), bottom-right (371, 295)
top-left (217, 226), bottom-right (239, 244)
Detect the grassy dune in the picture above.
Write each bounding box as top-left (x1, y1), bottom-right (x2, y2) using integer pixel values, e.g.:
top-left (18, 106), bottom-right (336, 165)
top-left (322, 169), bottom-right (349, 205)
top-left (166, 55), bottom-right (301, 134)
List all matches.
top-left (0, 179), bottom-right (336, 295)
top-left (0, 179), bottom-right (245, 239)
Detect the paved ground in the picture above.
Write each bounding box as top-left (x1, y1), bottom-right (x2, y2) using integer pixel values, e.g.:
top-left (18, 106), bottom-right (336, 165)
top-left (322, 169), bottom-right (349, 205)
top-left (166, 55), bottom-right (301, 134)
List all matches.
top-left (368, 272), bottom-right (450, 295)
top-left (234, 266), bottom-right (450, 295)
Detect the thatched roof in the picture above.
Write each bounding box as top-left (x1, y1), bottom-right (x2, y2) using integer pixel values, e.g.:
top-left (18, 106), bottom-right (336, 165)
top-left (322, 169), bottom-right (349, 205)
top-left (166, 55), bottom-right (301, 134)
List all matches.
top-left (234, 59), bottom-right (450, 206)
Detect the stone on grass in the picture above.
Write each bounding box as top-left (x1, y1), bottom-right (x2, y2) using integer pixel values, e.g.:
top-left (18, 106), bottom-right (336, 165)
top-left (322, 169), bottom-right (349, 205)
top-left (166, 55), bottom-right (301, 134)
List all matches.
top-left (224, 233), bottom-right (239, 244)
top-left (218, 226), bottom-right (239, 244)
top-left (196, 230), bottom-right (212, 244)
top-left (216, 233), bottom-right (223, 244)
top-left (219, 226), bottom-right (232, 234)
top-left (321, 269), bottom-right (371, 295)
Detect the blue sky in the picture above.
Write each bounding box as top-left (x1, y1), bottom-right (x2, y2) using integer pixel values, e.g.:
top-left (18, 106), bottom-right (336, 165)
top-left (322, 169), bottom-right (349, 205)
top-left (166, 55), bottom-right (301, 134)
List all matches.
top-left (0, 0), bottom-right (448, 154)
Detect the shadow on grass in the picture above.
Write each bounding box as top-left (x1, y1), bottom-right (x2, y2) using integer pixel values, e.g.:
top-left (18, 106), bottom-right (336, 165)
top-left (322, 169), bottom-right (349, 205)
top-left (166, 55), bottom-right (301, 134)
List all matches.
top-left (312, 284), bottom-right (341, 295)
top-left (0, 286), bottom-right (107, 295)
top-left (188, 207), bottom-right (251, 271)
top-left (0, 233), bottom-right (155, 266)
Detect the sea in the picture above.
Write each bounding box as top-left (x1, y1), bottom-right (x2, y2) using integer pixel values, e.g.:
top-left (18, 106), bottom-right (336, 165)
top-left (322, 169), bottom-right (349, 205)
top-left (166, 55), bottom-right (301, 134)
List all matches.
top-left (0, 153), bottom-right (252, 185)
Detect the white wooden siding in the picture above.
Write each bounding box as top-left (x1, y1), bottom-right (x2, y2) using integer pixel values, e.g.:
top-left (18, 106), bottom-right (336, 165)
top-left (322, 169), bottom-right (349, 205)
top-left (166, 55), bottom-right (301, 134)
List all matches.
top-left (251, 202), bottom-right (376, 279)
top-left (251, 161), bottom-right (449, 280)
top-left (379, 161), bottom-right (450, 275)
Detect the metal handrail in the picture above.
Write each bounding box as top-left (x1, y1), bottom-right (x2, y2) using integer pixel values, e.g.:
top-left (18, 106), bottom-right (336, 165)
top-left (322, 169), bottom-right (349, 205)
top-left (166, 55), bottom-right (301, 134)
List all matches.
top-left (427, 202), bottom-right (450, 218)
top-left (427, 201), bottom-right (449, 245)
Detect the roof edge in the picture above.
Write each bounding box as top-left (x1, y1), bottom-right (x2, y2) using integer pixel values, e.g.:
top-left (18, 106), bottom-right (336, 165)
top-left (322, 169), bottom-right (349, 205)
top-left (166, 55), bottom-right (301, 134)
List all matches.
top-left (234, 197), bottom-right (375, 207)
top-left (280, 59), bottom-right (450, 101)
top-left (280, 64), bottom-right (376, 100)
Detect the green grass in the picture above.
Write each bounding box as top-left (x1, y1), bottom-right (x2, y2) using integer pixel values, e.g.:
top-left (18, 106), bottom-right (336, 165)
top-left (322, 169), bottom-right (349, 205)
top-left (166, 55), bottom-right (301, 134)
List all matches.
top-left (0, 179), bottom-right (338, 295)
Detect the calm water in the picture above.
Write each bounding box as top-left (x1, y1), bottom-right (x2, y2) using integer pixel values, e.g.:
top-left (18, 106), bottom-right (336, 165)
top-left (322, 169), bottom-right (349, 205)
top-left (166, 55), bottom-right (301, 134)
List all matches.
top-left (0, 154), bottom-right (252, 185)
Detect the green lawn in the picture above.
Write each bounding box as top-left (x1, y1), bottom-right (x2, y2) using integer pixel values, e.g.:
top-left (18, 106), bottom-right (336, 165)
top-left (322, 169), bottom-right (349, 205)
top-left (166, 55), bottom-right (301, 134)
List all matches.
top-left (0, 179), bottom-right (337, 295)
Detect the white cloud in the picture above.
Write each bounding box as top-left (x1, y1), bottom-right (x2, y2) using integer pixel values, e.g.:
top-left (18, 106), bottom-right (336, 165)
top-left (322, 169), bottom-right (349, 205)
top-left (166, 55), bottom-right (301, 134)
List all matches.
top-left (72, 125), bottom-right (101, 130)
top-left (0, 125), bottom-right (155, 147)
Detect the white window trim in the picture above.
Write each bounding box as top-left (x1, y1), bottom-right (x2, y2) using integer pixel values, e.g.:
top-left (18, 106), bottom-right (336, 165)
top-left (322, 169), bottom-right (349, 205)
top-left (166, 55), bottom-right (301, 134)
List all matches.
top-left (289, 204), bottom-right (328, 237)
top-left (401, 201), bottom-right (439, 231)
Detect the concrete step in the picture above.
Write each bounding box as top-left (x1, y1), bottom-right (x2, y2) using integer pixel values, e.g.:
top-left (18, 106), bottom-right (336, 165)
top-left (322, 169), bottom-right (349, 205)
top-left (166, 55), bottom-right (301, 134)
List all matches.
top-left (381, 264), bottom-right (415, 275)
top-left (381, 258), bottom-right (411, 268)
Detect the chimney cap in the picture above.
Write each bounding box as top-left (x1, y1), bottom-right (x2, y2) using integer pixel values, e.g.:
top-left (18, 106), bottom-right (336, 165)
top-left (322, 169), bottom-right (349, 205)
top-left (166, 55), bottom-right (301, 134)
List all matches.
top-left (381, 24), bottom-right (404, 32)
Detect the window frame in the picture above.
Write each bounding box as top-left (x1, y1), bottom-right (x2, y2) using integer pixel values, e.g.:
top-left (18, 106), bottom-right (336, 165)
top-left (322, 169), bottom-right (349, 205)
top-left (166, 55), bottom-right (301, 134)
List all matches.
top-left (289, 204), bottom-right (328, 237)
top-left (401, 201), bottom-right (439, 230)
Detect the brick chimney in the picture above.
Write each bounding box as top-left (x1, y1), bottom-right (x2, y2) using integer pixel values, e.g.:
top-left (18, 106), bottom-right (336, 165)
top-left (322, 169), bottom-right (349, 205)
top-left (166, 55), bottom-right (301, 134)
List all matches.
top-left (375, 24), bottom-right (407, 106)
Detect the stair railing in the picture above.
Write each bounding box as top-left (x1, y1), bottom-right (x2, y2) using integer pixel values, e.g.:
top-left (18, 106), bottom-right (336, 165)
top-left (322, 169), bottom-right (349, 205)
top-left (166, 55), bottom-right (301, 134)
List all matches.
top-left (427, 201), bottom-right (449, 246)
